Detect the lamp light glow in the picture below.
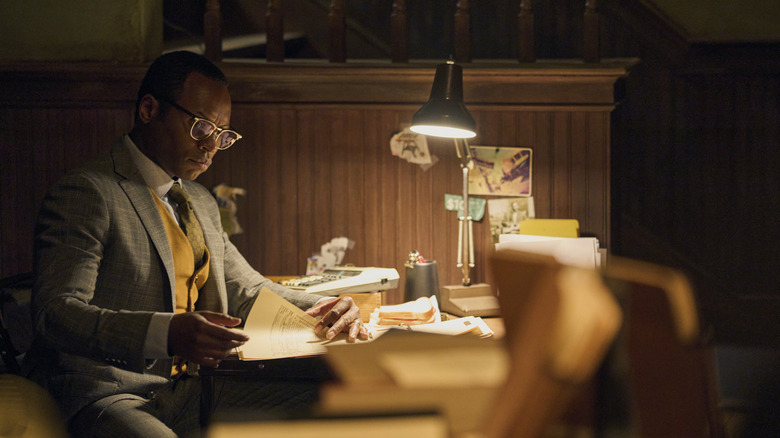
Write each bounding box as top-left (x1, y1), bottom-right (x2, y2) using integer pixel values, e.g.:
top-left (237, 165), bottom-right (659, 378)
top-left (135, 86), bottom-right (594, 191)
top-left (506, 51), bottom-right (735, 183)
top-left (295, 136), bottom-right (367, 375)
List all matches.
top-left (410, 125), bottom-right (476, 139)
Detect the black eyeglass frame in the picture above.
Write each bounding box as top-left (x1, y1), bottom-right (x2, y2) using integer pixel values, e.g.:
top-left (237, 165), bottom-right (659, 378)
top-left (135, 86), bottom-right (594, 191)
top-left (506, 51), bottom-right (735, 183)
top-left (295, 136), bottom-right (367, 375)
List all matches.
top-left (157, 97), bottom-right (242, 150)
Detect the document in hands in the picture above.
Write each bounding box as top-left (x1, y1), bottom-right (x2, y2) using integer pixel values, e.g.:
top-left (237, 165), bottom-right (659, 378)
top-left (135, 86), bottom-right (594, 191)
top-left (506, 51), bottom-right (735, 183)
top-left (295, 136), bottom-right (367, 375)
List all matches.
top-left (236, 287), bottom-right (367, 360)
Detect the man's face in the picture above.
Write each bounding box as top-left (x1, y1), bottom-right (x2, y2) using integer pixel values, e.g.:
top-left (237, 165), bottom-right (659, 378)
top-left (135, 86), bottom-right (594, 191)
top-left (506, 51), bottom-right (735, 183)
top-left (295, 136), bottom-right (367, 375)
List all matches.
top-left (150, 72), bottom-right (232, 181)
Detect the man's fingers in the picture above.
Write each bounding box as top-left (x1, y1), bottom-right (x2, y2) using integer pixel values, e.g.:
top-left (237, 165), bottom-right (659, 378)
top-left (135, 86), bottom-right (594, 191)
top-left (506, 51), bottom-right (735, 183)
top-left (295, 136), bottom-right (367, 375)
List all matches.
top-left (200, 310), bottom-right (243, 327)
top-left (195, 312), bottom-right (249, 342)
top-left (348, 318), bottom-right (361, 342)
top-left (305, 297), bottom-right (338, 316)
top-left (169, 312), bottom-right (249, 365)
top-left (307, 297), bottom-right (369, 341)
top-left (196, 322), bottom-right (249, 347)
top-left (326, 311), bottom-right (362, 340)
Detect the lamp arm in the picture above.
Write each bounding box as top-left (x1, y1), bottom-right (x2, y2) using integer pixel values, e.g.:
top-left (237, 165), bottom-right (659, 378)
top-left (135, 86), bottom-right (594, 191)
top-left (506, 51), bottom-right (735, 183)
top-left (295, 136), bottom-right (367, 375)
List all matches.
top-left (454, 138), bottom-right (473, 169)
top-left (455, 138), bottom-right (473, 286)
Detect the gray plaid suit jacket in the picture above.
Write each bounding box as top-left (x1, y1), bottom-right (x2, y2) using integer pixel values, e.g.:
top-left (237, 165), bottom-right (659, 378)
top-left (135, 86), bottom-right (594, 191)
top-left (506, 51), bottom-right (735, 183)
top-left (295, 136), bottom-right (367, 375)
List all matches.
top-left (25, 137), bottom-right (320, 420)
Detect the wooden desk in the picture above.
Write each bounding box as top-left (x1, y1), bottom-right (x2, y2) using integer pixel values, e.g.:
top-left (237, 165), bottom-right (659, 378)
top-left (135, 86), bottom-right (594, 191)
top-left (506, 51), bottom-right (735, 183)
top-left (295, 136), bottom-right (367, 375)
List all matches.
top-left (199, 356), bottom-right (332, 428)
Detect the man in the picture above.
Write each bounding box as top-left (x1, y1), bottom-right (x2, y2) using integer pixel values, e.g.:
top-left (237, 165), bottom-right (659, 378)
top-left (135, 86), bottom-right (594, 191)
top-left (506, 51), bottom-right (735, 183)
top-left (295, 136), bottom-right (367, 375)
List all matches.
top-left (25, 51), bottom-right (367, 437)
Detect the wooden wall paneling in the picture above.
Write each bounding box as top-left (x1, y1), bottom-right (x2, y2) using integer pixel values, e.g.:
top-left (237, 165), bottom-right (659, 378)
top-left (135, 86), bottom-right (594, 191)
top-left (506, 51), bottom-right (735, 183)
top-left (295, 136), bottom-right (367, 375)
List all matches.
top-left (314, 110), bottom-right (348, 255)
top-left (499, 110), bottom-right (519, 145)
top-left (570, 111), bottom-right (591, 231)
top-left (310, 109), bottom-right (334, 267)
top-left (587, 111), bottom-right (609, 243)
top-left (244, 107), bottom-right (267, 268)
top-left (329, 109), bottom-right (349, 240)
top-left (245, 106), bottom-right (262, 258)
top-left (320, 109), bottom-right (339, 249)
top-left (378, 109), bottom-right (404, 303)
top-left (515, 110), bottom-right (539, 154)
top-left (0, 108), bottom-right (29, 276)
top-left (552, 111), bottom-right (573, 218)
top-left (379, 108), bottom-right (403, 273)
top-left (41, 109), bottom-right (63, 192)
top-left (75, 109), bottom-right (99, 166)
top-left (532, 111), bottom-right (553, 220)
top-left (360, 110), bottom-right (382, 269)
top-left (278, 108), bottom-right (303, 272)
top-left (344, 108), bottom-right (367, 266)
top-left (394, 139), bottom-right (414, 284)
top-left (295, 107), bottom-right (316, 274)
top-left (260, 107), bottom-right (285, 275)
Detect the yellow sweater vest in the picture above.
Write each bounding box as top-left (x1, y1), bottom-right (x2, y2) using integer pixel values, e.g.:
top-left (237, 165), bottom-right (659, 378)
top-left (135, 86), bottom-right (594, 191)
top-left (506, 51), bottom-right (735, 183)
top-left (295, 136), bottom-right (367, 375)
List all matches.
top-left (151, 189), bottom-right (210, 314)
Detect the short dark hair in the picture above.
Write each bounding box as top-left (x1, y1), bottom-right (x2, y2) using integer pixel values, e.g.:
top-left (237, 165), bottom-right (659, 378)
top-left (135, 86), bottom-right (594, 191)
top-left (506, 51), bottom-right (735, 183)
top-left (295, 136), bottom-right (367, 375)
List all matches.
top-left (136, 51), bottom-right (228, 110)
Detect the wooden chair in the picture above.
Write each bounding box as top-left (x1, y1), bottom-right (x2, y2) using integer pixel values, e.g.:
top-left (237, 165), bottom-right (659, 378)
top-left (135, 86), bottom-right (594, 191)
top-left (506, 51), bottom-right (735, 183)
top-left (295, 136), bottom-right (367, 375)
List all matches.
top-left (485, 249), bottom-right (622, 438)
top-left (0, 273), bottom-right (34, 374)
top-left (1, 273), bottom-right (68, 437)
top-left (603, 257), bottom-right (726, 438)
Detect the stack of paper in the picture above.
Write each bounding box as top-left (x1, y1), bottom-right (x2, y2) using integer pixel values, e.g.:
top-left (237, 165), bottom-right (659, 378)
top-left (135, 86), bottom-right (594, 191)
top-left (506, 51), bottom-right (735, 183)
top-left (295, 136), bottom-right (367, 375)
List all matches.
top-left (496, 234), bottom-right (602, 269)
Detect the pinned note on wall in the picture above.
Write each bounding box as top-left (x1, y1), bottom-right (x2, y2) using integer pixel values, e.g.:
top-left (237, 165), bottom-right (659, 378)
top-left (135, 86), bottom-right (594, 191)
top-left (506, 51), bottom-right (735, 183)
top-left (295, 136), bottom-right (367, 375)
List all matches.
top-left (389, 127), bottom-right (439, 170)
top-left (444, 194), bottom-right (485, 221)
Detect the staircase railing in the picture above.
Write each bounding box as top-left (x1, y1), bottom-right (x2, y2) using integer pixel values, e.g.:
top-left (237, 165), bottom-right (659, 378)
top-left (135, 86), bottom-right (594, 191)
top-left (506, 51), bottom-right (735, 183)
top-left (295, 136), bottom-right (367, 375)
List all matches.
top-left (202, 0), bottom-right (601, 63)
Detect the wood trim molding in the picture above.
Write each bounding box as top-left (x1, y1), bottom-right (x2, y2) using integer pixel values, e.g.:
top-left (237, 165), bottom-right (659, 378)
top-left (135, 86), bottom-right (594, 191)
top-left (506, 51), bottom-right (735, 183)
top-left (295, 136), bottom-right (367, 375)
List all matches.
top-left (1, 59), bottom-right (637, 107)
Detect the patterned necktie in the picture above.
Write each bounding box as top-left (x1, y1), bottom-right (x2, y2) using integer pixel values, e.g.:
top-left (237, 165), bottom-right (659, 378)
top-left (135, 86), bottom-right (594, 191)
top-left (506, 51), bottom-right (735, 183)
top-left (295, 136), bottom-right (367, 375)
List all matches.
top-left (167, 183), bottom-right (206, 269)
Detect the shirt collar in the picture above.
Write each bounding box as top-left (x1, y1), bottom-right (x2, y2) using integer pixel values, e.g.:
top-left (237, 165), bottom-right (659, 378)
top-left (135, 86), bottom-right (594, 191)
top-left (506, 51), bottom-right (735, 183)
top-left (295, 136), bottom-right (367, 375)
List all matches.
top-left (123, 134), bottom-right (177, 197)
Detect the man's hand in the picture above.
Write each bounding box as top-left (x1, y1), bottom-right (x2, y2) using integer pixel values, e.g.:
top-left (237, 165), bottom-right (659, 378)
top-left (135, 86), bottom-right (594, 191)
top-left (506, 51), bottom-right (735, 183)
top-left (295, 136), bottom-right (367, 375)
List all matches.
top-left (168, 311), bottom-right (249, 367)
top-left (305, 296), bottom-right (369, 342)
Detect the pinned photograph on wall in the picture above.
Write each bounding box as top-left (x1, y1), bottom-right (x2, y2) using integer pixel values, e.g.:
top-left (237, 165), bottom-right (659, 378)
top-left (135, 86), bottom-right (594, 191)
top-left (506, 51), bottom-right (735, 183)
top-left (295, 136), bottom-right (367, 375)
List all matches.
top-left (389, 127), bottom-right (437, 170)
top-left (467, 146), bottom-right (532, 196)
top-left (487, 197), bottom-right (535, 243)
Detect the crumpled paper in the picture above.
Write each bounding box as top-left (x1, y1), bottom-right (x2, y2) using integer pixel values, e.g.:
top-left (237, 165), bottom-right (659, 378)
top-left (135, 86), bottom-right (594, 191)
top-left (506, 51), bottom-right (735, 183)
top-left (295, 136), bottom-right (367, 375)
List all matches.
top-left (306, 237), bottom-right (355, 275)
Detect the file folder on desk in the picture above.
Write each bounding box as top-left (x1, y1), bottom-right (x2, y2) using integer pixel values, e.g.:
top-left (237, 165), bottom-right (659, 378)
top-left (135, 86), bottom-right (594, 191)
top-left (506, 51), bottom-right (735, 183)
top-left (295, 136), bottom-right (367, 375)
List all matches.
top-left (518, 219), bottom-right (580, 238)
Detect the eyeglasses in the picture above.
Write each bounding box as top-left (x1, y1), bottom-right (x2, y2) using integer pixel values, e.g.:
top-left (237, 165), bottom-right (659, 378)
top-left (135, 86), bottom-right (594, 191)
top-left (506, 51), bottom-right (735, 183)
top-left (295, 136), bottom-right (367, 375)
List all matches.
top-left (158, 98), bottom-right (242, 150)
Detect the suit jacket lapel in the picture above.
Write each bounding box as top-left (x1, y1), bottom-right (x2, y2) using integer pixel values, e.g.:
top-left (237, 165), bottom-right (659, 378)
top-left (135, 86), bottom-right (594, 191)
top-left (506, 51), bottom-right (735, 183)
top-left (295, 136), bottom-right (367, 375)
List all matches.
top-left (111, 139), bottom-right (177, 311)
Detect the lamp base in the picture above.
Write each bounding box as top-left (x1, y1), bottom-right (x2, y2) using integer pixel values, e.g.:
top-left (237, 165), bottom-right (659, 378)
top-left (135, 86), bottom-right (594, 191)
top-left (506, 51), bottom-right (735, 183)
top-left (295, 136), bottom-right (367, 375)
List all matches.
top-left (439, 283), bottom-right (499, 317)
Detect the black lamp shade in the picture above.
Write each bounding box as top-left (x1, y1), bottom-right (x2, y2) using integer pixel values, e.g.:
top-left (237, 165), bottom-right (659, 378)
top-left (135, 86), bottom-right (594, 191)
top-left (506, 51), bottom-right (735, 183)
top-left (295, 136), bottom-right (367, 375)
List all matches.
top-left (411, 62), bottom-right (477, 139)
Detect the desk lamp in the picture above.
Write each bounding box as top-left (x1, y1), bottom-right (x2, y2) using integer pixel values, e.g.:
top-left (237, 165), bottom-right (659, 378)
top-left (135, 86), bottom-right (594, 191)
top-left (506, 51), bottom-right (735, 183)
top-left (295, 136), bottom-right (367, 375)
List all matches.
top-left (411, 61), bottom-right (488, 299)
